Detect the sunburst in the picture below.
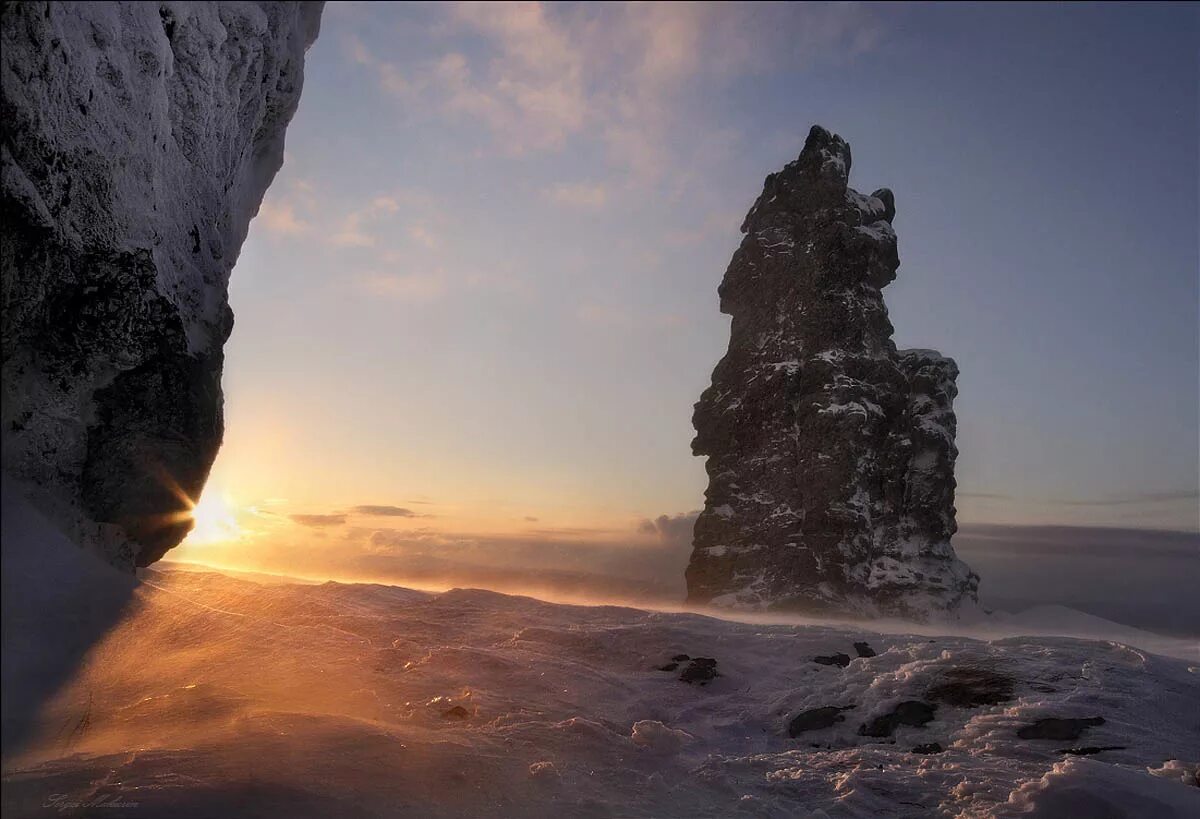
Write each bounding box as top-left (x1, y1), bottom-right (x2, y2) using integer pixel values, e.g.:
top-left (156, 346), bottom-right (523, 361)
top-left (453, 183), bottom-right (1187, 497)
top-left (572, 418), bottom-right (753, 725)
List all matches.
top-left (181, 488), bottom-right (242, 545)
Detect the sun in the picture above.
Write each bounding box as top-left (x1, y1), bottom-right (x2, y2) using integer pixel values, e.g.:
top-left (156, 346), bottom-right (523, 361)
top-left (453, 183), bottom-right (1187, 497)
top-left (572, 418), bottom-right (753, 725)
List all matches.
top-left (183, 487), bottom-right (242, 545)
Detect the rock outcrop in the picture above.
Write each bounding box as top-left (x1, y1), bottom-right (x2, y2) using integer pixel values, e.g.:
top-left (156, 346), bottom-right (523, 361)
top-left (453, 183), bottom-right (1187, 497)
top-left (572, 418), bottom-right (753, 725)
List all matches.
top-left (686, 125), bottom-right (978, 618)
top-left (1, 2), bottom-right (323, 568)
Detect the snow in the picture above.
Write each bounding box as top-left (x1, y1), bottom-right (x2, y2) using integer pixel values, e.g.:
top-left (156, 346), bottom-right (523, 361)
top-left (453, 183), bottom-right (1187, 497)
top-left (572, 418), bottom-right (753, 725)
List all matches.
top-left (821, 150), bottom-right (848, 178)
top-left (817, 398), bottom-right (885, 420)
top-left (631, 720), bottom-right (696, 752)
top-left (2, 559), bottom-right (1197, 817)
top-left (1, 474), bottom-right (136, 752)
top-left (3, 481), bottom-right (1198, 817)
top-left (854, 222), bottom-right (897, 243)
top-left (1001, 757), bottom-right (1200, 817)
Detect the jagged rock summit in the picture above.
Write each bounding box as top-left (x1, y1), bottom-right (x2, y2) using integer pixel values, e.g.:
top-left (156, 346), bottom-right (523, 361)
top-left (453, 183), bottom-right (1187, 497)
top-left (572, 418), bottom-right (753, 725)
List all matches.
top-left (1, 2), bottom-right (323, 569)
top-left (686, 125), bottom-right (978, 619)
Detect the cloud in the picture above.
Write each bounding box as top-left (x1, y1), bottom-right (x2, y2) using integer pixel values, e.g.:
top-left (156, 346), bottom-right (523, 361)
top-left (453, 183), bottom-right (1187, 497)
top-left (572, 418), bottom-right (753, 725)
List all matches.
top-left (637, 511), bottom-right (700, 547)
top-left (358, 270), bottom-right (446, 303)
top-left (329, 194), bottom-right (423, 248)
top-left (330, 212), bottom-right (376, 247)
top-left (1049, 490), bottom-right (1199, 507)
top-left (256, 200), bottom-right (309, 235)
top-left (543, 183), bottom-right (608, 209)
top-left (352, 505), bottom-right (420, 517)
top-left (576, 302), bottom-right (631, 329)
top-left (407, 223), bottom-right (439, 249)
top-left (345, 3), bottom-right (884, 179)
top-left (445, 3), bottom-right (586, 153)
top-left (357, 521), bottom-right (694, 602)
top-left (290, 514), bottom-right (347, 527)
top-left (956, 523), bottom-right (1200, 557)
top-left (345, 34), bottom-right (411, 95)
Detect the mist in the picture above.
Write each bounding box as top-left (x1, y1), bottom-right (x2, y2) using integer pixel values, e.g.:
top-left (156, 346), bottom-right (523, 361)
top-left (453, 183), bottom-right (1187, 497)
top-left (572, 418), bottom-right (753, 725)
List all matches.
top-left (174, 517), bottom-right (1200, 639)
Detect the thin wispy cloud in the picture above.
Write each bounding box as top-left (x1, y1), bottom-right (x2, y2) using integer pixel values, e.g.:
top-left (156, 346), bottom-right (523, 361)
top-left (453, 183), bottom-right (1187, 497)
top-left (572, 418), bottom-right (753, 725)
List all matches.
top-left (543, 183), bottom-right (608, 209)
top-left (342, 2), bottom-right (885, 180)
top-left (256, 200), bottom-right (309, 235)
top-left (352, 505), bottom-right (421, 517)
top-left (290, 514), bottom-right (348, 527)
top-left (959, 489), bottom-right (1198, 507)
top-left (330, 196), bottom-right (404, 247)
top-left (1050, 490), bottom-right (1199, 507)
top-left (358, 270), bottom-right (446, 303)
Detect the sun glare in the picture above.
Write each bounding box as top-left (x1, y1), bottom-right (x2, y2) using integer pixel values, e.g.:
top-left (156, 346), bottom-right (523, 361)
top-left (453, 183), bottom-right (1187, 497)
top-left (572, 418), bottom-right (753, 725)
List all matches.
top-left (183, 488), bottom-right (242, 545)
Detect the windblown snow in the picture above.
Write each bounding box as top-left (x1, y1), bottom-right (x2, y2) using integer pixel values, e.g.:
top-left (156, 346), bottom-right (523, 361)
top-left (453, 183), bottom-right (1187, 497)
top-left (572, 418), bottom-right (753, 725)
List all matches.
top-left (3, 558), bottom-right (1197, 818)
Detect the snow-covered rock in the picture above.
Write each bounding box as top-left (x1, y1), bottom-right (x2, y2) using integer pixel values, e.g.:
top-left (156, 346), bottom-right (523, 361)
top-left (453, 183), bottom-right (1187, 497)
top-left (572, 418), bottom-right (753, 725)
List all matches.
top-left (1, 1), bottom-right (323, 568)
top-left (688, 125), bottom-right (978, 619)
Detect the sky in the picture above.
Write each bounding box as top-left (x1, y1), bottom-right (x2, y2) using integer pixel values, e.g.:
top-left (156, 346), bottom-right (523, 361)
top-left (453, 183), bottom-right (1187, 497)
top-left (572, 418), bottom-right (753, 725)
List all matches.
top-left (174, 2), bottom-right (1198, 598)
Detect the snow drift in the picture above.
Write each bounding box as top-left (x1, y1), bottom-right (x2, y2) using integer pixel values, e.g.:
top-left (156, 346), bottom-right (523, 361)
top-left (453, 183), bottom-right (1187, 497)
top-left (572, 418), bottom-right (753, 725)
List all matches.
top-left (3, 562), bottom-right (1196, 818)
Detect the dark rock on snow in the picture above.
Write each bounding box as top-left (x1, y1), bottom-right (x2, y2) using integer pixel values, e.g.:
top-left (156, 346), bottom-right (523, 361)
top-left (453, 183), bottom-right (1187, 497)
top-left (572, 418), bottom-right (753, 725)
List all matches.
top-left (813, 653), bottom-right (852, 668)
top-left (853, 641), bottom-right (877, 658)
top-left (679, 657), bottom-right (719, 685)
top-left (1059, 746), bottom-right (1126, 756)
top-left (686, 125), bottom-right (978, 618)
top-left (859, 701), bottom-right (937, 738)
top-left (788, 705), bottom-right (855, 737)
top-left (1017, 717), bottom-right (1106, 741)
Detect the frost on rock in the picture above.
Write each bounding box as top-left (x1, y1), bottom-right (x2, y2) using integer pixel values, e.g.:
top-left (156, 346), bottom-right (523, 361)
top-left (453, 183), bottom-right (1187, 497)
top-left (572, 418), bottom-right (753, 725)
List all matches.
top-left (1, 2), bottom-right (323, 568)
top-left (687, 125), bottom-right (979, 619)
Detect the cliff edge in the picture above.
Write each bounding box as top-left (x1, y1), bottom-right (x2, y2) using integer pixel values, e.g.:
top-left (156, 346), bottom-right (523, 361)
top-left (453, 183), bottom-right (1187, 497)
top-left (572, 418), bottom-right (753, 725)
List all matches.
top-left (1, 1), bottom-right (323, 568)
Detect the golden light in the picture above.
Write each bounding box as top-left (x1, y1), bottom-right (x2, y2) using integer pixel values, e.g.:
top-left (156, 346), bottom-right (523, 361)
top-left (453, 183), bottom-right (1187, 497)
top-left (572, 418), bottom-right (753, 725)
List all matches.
top-left (182, 487), bottom-right (242, 545)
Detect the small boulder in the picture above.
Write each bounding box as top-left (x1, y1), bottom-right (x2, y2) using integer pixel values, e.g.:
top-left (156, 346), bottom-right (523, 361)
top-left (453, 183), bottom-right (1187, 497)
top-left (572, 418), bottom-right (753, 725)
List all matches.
top-left (787, 705), bottom-right (855, 737)
top-left (912, 742), bottom-right (944, 754)
top-left (1059, 746), bottom-right (1126, 756)
top-left (859, 701), bottom-right (937, 738)
top-left (813, 653), bottom-right (852, 668)
top-left (672, 654), bottom-right (691, 662)
top-left (680, 657), bottom-right (719, 685)
top-left (853, 642), bottom-right (877, 658)
top-left (657, 663), bottom-right (679, 672)
top-left (1017, 717), bottom-right (1105, 741)
top-left (442, 705), bottom-right (472, 720)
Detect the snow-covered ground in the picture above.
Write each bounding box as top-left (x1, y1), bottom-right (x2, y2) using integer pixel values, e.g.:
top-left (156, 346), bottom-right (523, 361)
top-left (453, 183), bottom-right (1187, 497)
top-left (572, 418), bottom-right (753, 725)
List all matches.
top-left (3, 559), bottom-right (1198, 818)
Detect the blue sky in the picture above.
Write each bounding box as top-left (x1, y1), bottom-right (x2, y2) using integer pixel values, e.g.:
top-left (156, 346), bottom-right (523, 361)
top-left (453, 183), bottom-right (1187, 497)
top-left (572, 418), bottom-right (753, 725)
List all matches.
top-left (187, 2), bottom-right (1198, 556)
